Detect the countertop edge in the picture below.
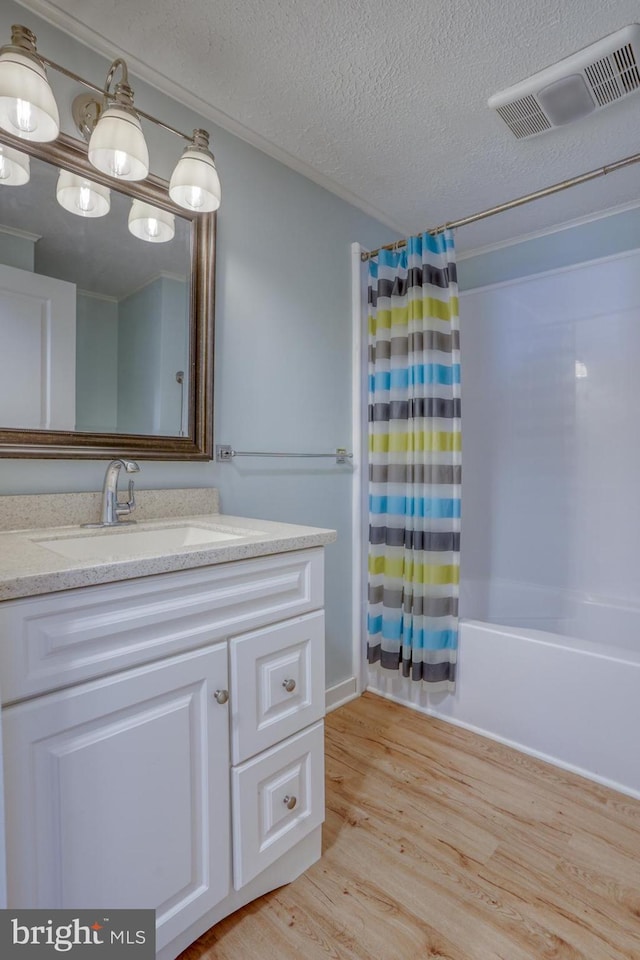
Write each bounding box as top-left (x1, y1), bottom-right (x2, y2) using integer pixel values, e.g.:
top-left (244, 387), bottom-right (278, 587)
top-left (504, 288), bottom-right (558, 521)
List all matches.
top-left (0, 516), bottom-right (337, 602)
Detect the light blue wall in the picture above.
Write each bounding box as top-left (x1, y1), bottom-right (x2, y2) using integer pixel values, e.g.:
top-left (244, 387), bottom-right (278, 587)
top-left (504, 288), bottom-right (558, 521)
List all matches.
top-left (0, 2), bottom-right (395, 689)
top-left (458, 205), bottom-right (640, 289)
top-left (75, 293), bottom-right (119, 433)
top-left (117, 280), bottom-right (164, 435)
top-left (117, 276), bottom-right (188, 435)
top-left (157, 277), bottom-right (189, 437)
top-left (0, 231), bottom-right (34, 271)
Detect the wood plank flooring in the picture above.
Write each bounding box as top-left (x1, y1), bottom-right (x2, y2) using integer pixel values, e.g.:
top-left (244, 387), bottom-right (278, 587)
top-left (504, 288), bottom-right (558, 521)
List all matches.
top-left (180, 692), bottom-right (640, 960)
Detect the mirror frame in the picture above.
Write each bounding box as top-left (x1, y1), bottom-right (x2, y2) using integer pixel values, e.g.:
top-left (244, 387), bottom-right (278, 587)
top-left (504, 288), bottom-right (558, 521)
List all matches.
top-left (0, 130), bottom-right (215, 460)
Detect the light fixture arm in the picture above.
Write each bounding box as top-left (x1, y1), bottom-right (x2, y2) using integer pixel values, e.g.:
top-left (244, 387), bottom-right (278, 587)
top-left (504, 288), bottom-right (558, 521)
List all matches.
top-left (71, 57), bottom-right (137, 140)
top-left (40, 47), bottom-right (195, 144)
top-left (104, 57), bottom-right (129, 96)
top-left (103, 57), bottom-right (133, 110)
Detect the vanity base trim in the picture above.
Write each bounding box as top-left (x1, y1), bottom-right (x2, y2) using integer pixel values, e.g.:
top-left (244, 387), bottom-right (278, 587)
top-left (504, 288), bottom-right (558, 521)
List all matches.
top-left (157, 825), bottom-right (322, 960)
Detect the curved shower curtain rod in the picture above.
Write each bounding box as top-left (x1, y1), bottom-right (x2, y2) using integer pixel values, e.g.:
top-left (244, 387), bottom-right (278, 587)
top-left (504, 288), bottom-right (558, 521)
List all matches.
top-left (360, 147), bottom-right (640, 262)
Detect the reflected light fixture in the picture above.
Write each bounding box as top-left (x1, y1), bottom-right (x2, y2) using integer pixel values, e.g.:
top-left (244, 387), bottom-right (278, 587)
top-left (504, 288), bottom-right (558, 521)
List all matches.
top-left (56, 169), bottom-right (110, 217)
top-left (0, 143), bottom-right (29, 184)
top-left (0, 23), bottom-right (221, 217)
top-left (0, 25), bottom-right (59, 141)
top-left (128, 199), bottom-right (175, 242)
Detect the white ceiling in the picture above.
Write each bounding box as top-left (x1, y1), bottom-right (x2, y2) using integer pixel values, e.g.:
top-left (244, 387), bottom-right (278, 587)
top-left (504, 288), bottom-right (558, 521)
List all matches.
top-left (15, 0), bottom-right (640, 252)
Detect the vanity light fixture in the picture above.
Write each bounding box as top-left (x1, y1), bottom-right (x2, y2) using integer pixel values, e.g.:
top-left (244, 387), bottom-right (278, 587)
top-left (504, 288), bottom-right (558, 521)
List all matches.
top-left (128, 199), bottom-right (175, 242)
top-left (0, 143), bottom-right (29, 184)
top-left (0, 23), bottom-right (221, 209)
top-left (0, 25), bottom-right (59, 142)
top-left (169, 129), bottom-right (221, 212)
top-left (86, 59), bottom-right (149, 181)
top-left (56, 169), bottom-right (110, 217)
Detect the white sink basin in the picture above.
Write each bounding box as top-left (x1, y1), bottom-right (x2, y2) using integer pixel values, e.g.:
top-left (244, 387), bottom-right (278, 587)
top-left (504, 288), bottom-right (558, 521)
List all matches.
top-left (33, 523), bottom-right (248, 562)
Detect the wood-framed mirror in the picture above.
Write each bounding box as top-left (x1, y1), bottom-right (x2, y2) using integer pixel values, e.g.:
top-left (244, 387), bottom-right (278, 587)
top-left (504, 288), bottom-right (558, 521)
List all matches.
top-left (0, 129), bottom-right (214, 460)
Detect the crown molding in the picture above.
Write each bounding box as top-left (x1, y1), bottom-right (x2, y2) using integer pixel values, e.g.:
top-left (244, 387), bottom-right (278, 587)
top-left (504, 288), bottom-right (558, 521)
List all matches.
top-left (120, 270), bottom-right (187, 302)
top-left (77, 288), bottom-right (118, 303)
top-left (14, 0), bottom-right (409, 236)
top-left (0, 223), bottom-right (41, 243)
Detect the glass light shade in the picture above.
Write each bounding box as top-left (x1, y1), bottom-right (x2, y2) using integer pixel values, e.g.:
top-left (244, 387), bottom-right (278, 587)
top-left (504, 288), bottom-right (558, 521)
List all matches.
top-left (128, 200), bottom-right (174, 243)
top-left (0, 144), bottom-right (29, 185)
top-left (88, 104), bottom-right (149, 181)
top-left (169, 146), bottom-right (221, 212)
top-left (56, 170), bottom-right (110, 218)
top-left (0, 50), bottom-right (59, 142)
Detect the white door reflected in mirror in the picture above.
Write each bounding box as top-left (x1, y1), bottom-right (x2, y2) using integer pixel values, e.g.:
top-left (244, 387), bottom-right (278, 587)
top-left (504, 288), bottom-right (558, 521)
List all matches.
top-left (0, 263), bottom-right (75, 430)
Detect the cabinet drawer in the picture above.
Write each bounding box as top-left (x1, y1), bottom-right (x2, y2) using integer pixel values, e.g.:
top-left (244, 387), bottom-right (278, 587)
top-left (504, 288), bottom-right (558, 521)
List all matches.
top-left (230, 611), bottom-right (325, 764)
top-left (231, 721), bottom-right (324, 890)
top-left (0, 548), bottom-right (323, 704)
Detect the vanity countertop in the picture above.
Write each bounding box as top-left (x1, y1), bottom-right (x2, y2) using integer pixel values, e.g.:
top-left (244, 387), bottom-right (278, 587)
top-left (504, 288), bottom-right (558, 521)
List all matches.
top-left (0, 513), bottom-right (336, 602)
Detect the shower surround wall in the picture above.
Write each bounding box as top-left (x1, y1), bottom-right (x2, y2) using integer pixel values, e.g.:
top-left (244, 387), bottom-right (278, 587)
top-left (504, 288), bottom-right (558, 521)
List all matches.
top-left (369, 242), bottom-right (640, 797)
top-left (461, 246), bottom-right (640, 627)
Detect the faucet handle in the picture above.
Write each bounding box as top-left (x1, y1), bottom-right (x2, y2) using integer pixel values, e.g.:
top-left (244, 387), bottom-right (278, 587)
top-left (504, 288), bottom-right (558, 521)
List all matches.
top-left (116, 479), bottom-right (136, 517)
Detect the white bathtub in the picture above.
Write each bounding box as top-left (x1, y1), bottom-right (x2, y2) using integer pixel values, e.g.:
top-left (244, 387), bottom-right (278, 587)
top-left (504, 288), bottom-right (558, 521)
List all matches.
top-left (367, 614), bottom-right (640, 799)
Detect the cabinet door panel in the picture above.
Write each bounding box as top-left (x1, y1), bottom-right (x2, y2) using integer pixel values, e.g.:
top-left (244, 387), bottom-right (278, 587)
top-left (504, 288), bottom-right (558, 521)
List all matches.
top-left (2, 644), bottom-right (229, 950)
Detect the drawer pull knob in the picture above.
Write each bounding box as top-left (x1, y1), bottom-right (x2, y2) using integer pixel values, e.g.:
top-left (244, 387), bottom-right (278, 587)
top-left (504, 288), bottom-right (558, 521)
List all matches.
top-left (213, 689), bottom-right (229, 705)
top-left (282, 678), bottom-right (296, 693)
top-left (283, 795), bottom-right (297, 810)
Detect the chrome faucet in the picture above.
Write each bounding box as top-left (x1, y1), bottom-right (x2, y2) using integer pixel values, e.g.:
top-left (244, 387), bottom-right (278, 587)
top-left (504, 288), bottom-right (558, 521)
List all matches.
top-left (83, 459), bottom-right (140, 528)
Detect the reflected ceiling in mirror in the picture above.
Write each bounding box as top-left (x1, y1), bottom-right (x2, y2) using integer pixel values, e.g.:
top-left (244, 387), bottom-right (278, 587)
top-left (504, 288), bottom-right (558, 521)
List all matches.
top-left (0, 155), bottom-right (191, 300)
top-left (0, 132), bottom-right (214, 460)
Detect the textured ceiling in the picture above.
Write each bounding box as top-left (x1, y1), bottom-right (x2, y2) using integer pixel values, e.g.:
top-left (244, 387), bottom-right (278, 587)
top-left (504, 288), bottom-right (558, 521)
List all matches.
top-left (14, 0), bottom-right (640, 251)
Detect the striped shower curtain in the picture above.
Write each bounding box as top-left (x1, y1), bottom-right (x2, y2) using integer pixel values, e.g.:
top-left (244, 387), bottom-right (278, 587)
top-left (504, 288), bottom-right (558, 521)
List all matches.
top-left (367, 230), bottom-right (461, 690)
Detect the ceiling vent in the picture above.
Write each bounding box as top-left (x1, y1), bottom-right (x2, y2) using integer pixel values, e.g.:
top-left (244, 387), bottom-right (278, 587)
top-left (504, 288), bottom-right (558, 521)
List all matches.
top-left (489, 25), bottom-right (640, 139)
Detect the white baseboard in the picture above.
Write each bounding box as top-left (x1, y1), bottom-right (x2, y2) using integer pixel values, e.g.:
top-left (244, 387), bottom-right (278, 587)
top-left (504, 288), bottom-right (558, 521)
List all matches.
top-left (365, 683), bottom-right (640, 802)
top-left (325, 677), bottom-right (359, 713)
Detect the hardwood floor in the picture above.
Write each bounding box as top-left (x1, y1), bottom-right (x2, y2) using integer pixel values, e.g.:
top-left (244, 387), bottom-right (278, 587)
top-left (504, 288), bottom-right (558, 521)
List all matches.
top-left (181, 692), bottom-right (640, 960)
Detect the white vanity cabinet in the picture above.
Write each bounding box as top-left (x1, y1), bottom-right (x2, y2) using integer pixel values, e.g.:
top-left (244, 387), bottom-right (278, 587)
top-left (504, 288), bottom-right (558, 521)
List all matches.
top-left (3, 644), bottom-right (231, 950)
top-left (0, 547), bottom-right (326, 959)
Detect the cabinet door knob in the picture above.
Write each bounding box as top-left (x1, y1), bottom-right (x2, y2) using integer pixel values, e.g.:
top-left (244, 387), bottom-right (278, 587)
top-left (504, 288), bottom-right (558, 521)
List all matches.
top-left (282, 677), bottom-right (296, 693)
top-left (283, 795), bottom-right (297, 810)
top-left (213, 689), bottom-right (229, 705)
